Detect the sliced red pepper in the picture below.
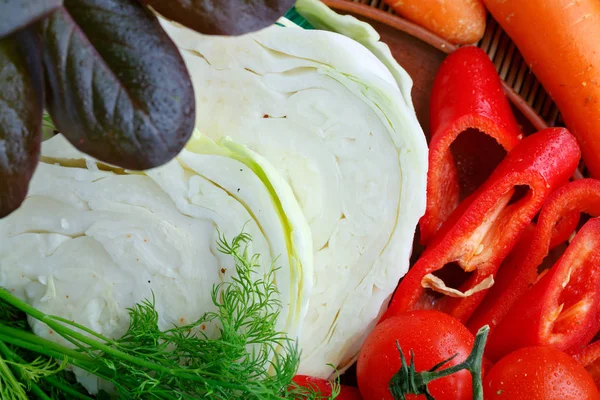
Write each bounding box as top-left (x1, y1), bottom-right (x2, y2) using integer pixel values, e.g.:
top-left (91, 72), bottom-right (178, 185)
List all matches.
top-left (420, 46), bottom-right (522, 245)
top-left (382, 128), bottom-right (580, 324)
top-left (486, 217), bottom-right (600, 361)
top-left (465, 223), bottom-right (536, 330)
top-left (468, 179), bottom-right (600, 336)
top-left (571, 340), bottom-right (600, 391)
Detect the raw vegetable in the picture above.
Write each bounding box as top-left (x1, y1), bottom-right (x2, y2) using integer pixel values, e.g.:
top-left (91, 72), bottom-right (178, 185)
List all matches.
top-left (421, 46), bottom-right (522, 245)
top-left (383, 0), bottom-right (486, 45)
top-left (482, 0), bottom-right (600, 178)
top-left (0, 27), bottom-right (43, 218)
top-left (160, 0), bottom-right (428, 378)
top-left (0, 0), bottom-right (294, 218)
top-left (42, 0), bottom-right (195, 171)
top-left (485, 217), bottom-right (600, 362)
top-left (469, 179), bottom-right (600, 337)
top-left (0, 232), bottom-right (325, 399)
top-left (0, 0), bottom-right (61, 38)
top-left (293, 0), bottom-right (416, 105)
top-left (0, 133), bottom-right (313, 393)
top-left (571, 340), bottom-right (600, 390)
top-left (0, 0), bottom-right (195, 218)
top-left (467, 223), bottom-right (537, 335)
top-left (356, 310), bottom-right (488, 400)
top-left (483, 346), bottom-right (599, 400)
top-left (292, 376), bottom-right (362, 399)
top-left (139, 0), bottom-right (295, 36)
top-left (383, 128), bottom-right (580, 323)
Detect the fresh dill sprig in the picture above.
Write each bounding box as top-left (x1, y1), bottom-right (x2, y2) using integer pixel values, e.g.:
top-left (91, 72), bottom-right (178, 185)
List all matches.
top-left (0, 232), bottom-right (334, 399)
top-left (0, 339), bottom-right (80, 400)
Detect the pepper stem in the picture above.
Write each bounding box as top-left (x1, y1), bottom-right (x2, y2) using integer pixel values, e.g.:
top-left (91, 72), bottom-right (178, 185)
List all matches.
top-left (388, 325), bottom-right (490, 400)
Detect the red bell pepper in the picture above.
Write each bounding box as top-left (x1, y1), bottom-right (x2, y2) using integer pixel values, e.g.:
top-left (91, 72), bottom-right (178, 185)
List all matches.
top-left (465, 222), bottom-right (536, 329)
top-left (468, 179), bottom-right (600, 336)
top-left (486, 217), bottom-right (600, 361)
top-left (571, 341), bottom-right (600, 391)
top-left (382, 128), bottom-right (580, 324)
top-left (420, 46), bottom-right (522, 245)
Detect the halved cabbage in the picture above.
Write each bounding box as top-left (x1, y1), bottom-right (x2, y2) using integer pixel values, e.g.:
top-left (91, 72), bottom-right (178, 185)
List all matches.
top-left (160, 0), bottom-right (428, 377)
top-left (0, 133), bottom-right (312, 389)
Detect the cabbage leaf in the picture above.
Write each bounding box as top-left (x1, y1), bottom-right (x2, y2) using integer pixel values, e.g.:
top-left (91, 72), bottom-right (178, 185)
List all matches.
top-left (160, 0), bottom-right (428, 377)
top-left (0, 133), bottom-right (313, 392)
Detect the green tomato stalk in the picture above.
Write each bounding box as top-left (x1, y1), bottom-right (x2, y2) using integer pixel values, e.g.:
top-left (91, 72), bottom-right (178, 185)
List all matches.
top-left (388, 325), bottom-right (490, 400)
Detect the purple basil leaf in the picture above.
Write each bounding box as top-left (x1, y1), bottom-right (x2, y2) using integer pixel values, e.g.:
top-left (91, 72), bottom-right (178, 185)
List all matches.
top-left (0, 0), bottom-right (62, 39)
top-left (138, 0), bottom-right (296, 36)
top-left (42, 0), bottom-right (195, 170)
top-left (0, 27), bottom-right (43, 218)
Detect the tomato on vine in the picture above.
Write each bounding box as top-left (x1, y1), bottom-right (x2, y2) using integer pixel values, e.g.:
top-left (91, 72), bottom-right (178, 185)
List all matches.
top-left (357, 310), bottom-right (487, 400)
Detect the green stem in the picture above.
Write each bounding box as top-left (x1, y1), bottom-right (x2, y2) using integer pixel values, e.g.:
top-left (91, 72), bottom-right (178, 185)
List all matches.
top-left (0, 341), bottom-right (53, 400)
top-left (43, 376), bottom-right (95, 400)
top-left (0, 291), bottom-right (114, 352)
top-left (0, 319), bottom-right (253, 393)
top-left (419, 326), bottom-right (488, 399)
top-left (0, 345), bottom-right (28, 399)
top-left (49, 314), bottom-right (118, 345)
top-left (0, 327), bottom-right (123, 385)
top-left (0, 291), bottom-right (194, 379)
top-left (0, 324), bottom-right (91, 362)
top-left (0, 333), bottom-right (112, 384)
top-left (26, 381), bottom-right (51, 400)
top-left (389, 325), bottom-right (489, 400)
top-left (0, 328), bottom-right (174, 399)
top-left (0, 340), bottom-right (95, 400)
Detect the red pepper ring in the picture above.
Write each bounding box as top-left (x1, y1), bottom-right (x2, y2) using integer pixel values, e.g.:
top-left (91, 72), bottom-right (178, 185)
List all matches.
top-left (549, 209), bottom-right (581, 249)
top-left (420, 46), bottom-right (522, 245)
top-left (468, 179), bottom-right (600, 337)
top-left (486, 217), bottom-right (600, 362)
top-left (382, 128), bottom-right (580, 324)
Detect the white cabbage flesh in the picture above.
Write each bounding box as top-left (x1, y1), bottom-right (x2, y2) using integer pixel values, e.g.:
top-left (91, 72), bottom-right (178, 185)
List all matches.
top-left (160, 0), bottom-right (428, 378)
top-left (0, 134), bottom-right (312, 391)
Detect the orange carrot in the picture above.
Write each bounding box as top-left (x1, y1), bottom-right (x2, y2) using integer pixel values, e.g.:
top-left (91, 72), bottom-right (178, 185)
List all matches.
top-left (483, 0), bottom-right (600, 178)
top-left (383, 0), bottom-right (487, 44)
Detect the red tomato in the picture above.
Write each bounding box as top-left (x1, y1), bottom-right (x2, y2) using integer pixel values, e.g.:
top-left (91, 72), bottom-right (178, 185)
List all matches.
top-left (484, 346), bottom-right (599, 400)
top-left (357, 310), bottom-right (475, 400)
top-left (291, 375), bottom-right (362, 399)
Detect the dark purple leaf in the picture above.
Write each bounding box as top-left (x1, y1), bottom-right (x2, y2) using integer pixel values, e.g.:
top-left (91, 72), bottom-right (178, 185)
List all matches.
top-left (0, 27), bottom-right (43, 218)
top-left (138, 0), bottom-right (295, 36)
top-left (43, 0), bottom-right (195, 170)
top-left (0, 0), bottom-right (62, 39)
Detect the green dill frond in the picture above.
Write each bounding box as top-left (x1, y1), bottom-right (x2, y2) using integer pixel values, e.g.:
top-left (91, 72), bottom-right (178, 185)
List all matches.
top-left (0, 353), bottom-right (29, 400)
top-left (5, 356), bottom-right (67, 385)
